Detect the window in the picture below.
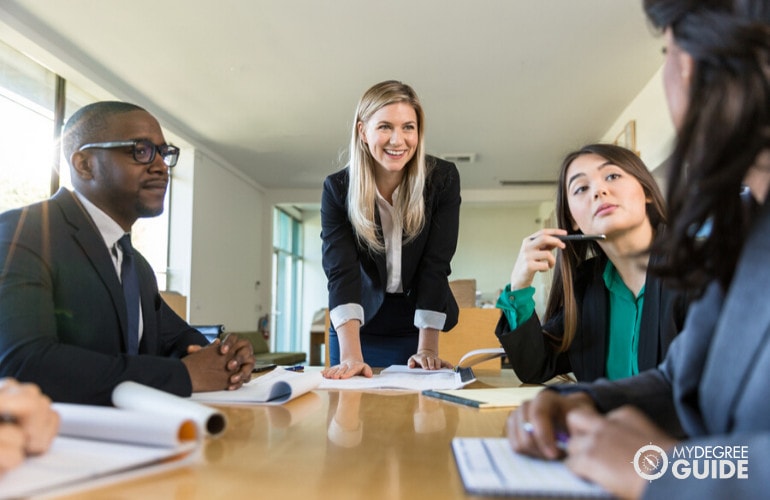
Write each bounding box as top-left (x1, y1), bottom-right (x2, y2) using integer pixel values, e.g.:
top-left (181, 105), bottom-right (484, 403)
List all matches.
top-left (0, 38), bottom-right (170, 288)
top-left (0, 39), bottom-right (57, 213)
top-left (272, 208), bottom-right (303, 351)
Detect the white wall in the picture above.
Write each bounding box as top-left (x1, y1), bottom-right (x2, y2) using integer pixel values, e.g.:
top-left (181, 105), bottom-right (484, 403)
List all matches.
top-left (300, 210), bottom-right (326, 353)
top-left (184, 150), bottom-right (266, 331)
top-left (452, 203), bottom-right (544, 307)
top-left (601, 65), bottom-right (675, 172)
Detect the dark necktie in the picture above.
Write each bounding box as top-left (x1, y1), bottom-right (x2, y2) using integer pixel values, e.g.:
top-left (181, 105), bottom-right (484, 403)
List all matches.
top-left (118, 234), bottom-right (140, 355)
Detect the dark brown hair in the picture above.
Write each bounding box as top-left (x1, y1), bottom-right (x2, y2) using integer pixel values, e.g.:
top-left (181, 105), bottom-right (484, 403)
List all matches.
top-left (644, 0), bottom-right (770, 294)
top-left (545, 143), bottom-right (666, 352)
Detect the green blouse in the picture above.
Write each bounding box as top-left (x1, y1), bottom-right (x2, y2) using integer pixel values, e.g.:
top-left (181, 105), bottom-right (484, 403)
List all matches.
top-left (496, 261), bottom-right (645, 380)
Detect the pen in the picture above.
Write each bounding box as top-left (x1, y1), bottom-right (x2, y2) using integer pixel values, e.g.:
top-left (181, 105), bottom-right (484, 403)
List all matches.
top-left (554, 431), bottom-right (570, 451)
top-left (284, 365), bottom-right (305, 372)
top-left (522, 422), bottom-right (569, 451)
top-left (554, 234), bottom-right (605, 241)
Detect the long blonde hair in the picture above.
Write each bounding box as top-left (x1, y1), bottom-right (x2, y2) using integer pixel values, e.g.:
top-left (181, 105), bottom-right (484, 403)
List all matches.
top-left (347, 80), bottom-right (427, 252)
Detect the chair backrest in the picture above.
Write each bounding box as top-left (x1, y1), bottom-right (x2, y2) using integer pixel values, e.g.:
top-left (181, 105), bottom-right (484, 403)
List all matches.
top-left (449, 279), bottom-right (477, 308)
top-left (229, 331), bottom-right (270, 354)
top-left (439, 307), bottom-right (503, 370)
top-left (160, 291), bottom-right (187, 320)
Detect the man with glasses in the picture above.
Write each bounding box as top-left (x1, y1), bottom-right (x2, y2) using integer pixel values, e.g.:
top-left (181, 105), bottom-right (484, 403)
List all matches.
top-left (0, 101), bottom-right (255, 405)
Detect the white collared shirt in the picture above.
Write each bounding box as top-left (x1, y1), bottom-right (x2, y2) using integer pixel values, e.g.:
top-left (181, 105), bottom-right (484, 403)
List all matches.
top-left (74, 190), bottom-right (144, 343)
top-left (375, 186), bottom-right (403, 294)
top-left (330, 186), bottom-right (446, 332)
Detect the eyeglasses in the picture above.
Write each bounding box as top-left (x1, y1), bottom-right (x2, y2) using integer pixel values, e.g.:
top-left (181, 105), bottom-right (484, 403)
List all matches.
top-left (78, 139), bottom-right (180, 167)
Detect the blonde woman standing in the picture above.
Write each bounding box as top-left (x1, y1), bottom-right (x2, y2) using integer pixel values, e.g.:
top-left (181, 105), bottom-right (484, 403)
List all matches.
top-left (321, 80), bottom-right (460, 379)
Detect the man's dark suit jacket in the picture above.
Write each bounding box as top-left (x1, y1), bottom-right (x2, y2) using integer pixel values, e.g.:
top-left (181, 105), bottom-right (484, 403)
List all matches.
top-left (0, 189), bottom-right (208, 405)
top-left (496, 255), bottom-right (689, 383)
top-left (321, 156), bottom-right (460, 331)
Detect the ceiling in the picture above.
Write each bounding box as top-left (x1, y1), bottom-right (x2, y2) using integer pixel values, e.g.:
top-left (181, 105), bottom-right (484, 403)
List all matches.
top-left (0, 0), bottom-right (664, 193)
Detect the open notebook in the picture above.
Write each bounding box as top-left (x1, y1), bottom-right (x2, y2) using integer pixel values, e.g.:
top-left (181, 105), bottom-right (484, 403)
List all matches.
top-left (452, 437), bottom-right (612, 498)
top-left (191, 367), bottom-right (323, 405)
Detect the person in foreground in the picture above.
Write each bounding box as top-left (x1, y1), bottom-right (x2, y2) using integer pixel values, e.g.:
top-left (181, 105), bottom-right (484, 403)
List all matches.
top-left (496, 143), bottom-right (688, 383)
top-left (506, 0), bottom-right (770, 498)
top-left (0, 378), bottom-right (58, 475)
top-left (0, 101), bottom-right (255, 405)
top-left (321, 80), bottom-right (461, 379)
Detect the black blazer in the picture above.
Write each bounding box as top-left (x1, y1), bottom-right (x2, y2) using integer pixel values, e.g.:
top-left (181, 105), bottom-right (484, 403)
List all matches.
top-left (0, 189), bottom-right (208, 405)
top-left (321, 156), bottom-right (460, 331)
top-left (496, 255), bottom-right (688, 383)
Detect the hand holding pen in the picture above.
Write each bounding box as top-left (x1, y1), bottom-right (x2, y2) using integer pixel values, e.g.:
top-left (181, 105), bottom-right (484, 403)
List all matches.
top-left (505, 389), bottom-right (595, 460)
top-left (510, 229), bottom-right (603, 291)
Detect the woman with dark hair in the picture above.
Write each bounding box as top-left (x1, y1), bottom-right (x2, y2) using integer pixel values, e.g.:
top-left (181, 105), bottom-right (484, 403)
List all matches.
top-left (505, 0), bottom-right (770, 497)
top-left (496, 143), bottom-right (687, 383)
top-left (321, 81), bottom-right (460, 379)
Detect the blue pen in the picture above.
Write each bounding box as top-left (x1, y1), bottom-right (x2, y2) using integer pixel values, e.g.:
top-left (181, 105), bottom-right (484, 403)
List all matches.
top-left (284, 365), bottom-right (304, 372)
top-left (554, 431), bottom-right (570, 451)
top-left (522, 422), bottom-right (569, 451)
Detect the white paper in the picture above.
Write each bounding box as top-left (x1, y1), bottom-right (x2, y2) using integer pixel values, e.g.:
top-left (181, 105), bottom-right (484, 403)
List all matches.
top-left (190, 367), bottom-right (323, 405)
top-left (318, 365), bottom-right (473, 391)
top-left (452, 438), bottom-right (611, 497)
top-left (53, 403), bottom-right (197, 447)
top-left (0, 436), bottom-right (197, 499)
top-left (457, 347), bottom-right (506, 368)
top-left (113, 381), bottom-right (226, 436)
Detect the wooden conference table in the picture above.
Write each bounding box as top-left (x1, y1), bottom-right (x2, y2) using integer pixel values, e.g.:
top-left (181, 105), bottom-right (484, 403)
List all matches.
top-left (61, 369), bottom-right (524, 500)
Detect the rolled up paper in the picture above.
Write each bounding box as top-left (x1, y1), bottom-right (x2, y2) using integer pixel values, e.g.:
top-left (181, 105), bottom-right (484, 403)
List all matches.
top-left (53, 403), bottom-right (198, 446)
top-left (112, 381), bottom-right (227, 437)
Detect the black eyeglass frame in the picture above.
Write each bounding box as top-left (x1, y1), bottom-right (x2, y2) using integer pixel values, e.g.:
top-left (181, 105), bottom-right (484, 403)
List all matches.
top-left (78, 139), bottom-right (180, 167)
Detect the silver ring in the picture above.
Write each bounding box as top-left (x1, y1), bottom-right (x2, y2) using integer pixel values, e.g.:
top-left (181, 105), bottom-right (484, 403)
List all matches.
top-left (521, 421), bottom-right (534, 434)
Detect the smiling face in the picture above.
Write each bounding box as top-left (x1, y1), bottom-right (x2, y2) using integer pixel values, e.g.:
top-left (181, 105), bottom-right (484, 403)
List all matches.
top-left (358, 102), bottom-right (418, 180)
top-left (565, 153), bottom-right (651, 239)
top-left (72, 110), bottom-right (170, 231)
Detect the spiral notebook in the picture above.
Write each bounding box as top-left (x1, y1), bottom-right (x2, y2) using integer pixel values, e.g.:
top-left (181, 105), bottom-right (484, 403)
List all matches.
top-left (452, 437), bottom-right (612, 498)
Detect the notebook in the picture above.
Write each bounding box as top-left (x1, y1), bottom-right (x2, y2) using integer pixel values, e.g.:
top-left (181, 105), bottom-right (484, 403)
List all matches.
top-left (422, 386), bottom-right (545, 408)
top-left (452, 437), bottom-right (612, 498)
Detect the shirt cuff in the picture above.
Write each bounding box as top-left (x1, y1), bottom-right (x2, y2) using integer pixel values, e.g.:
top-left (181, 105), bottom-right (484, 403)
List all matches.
top-left (330, 303), bottom-right (365, 330)
top-left (414, 309), bottom-right (447, 330)
top-left (495, 284), bottom-right (536, 330)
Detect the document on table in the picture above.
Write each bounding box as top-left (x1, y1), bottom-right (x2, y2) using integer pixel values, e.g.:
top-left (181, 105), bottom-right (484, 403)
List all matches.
top-left (452, 437), bottom-right (612, 498)
top-left (0, 389), bottom-right (204, 500)
top-left (422, 386), bottom-right (545, 408)
top-left (318, 365), bottom-right (476, 391)
top-left (191, 367), bottom-right (324, 405)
